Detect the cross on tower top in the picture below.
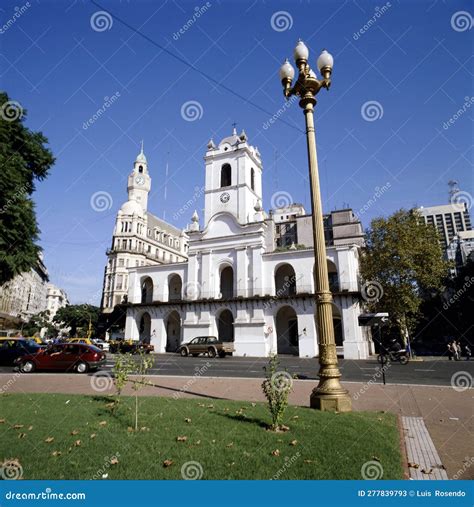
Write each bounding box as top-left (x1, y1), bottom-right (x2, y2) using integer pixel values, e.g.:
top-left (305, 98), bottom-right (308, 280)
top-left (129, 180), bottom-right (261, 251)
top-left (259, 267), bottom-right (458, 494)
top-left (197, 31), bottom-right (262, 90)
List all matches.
top-left (231, 122), bottom-right (237, 134)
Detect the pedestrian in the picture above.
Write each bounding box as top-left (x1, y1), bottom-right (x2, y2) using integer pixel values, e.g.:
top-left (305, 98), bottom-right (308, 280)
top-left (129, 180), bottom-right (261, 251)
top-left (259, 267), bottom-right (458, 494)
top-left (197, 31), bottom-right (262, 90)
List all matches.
top-left (447, 342), bottom-right (453, 361)
top-left (465, 344), bottom-right (472, 361)
top-left (454, 341), bottom-right (461, 361)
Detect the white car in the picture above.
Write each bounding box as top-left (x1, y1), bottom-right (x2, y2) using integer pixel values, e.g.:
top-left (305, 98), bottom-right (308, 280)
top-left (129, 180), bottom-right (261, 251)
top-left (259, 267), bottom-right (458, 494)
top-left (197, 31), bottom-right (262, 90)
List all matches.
top-left (92, 339), bottom-right (110, 352)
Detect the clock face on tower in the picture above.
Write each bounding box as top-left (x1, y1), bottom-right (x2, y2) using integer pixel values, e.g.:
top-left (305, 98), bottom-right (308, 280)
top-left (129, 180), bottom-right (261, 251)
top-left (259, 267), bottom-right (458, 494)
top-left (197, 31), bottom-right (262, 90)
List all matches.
top-left (220, 192), bottom-right (230, 203)
top-left (135, 176), bottom-right (145, 186)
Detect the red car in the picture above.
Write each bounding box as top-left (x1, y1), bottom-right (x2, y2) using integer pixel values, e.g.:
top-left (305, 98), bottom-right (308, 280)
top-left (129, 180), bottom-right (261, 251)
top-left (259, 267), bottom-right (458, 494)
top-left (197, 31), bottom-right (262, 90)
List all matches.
top-left (14, 343), bottom-right (106, 373)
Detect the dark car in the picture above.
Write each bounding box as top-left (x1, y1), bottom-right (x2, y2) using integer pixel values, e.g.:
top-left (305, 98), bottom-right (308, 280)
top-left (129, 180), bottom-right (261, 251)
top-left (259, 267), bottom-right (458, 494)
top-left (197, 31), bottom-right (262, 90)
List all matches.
top-left (177, 336), bottom-right (235, 358)
top-left (14, 343), bottom-right (106, 373)
top-left (0, 338), bottom-right (43, 366)
top-left (109, 339), bottom-right (154, 354)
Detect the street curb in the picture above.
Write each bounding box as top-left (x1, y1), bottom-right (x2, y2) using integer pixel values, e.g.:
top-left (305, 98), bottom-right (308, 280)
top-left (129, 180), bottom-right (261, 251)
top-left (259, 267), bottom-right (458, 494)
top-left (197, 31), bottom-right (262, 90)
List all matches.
top-left (397, 414), bottom-right (410, 480)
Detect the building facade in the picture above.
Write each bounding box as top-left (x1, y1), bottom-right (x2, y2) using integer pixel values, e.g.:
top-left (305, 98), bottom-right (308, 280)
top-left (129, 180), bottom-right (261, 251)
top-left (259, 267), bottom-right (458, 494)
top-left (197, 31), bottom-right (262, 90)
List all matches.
top-left (0, 254), bottom-right (49, 327)
top-left (418, 202), bottom-right (472, 250)
top-left (101, 145), bottom-right (187, 312)
top-left (123, 129), bottom-right (371, 359)
top-left (46, 283), bottom-right (69, 320)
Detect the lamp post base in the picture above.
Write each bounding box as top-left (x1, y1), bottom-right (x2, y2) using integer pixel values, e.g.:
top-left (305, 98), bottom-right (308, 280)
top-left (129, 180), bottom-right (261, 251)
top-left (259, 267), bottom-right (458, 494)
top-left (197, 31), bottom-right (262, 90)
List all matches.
top-left (310, 389), bottom-right (352, 412)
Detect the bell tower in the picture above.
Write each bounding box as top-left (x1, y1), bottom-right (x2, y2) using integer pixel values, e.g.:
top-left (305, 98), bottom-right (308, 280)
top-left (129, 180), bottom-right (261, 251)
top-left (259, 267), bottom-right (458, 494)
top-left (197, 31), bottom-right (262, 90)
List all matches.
top-left (204, 128), bottom-right (263, 225)
top-left (127, 141), bottom-right (151, 212)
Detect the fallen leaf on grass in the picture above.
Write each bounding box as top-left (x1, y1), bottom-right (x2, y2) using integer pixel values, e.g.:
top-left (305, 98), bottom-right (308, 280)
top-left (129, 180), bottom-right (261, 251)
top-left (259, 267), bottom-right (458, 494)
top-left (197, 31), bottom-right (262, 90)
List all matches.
top-left (304, 459), bottom-right (314, 464)
top-left (90, 434), bottom-right (97, 439)
top-left (73, 440), bottom-right (81, 447)
top-left (70, 430), bottom-right (79, 435)
top-left (226, 442), bottom-right (234, 448)
top-left (102, 473), bottom-right (108, 479)
top-left (163, 459), bottom-right (173, 467)
top-left (290, 440), bottom-right (298, 446)
top-left (51, 451), bottom-right (61, 457)
top-left (13, 424), bottom-right (24, 429)
top-left (28, 426), bottom-right (33, 431)
top-left (227, 462), bottom-right (235, 467)
top-left (110, 457), bottom-right (119, 465)
top-left (18, 433), bottom-right (26, 439)
top-left (271, 449), bottom-right (280, 457)
top-left (176, 436), bottom-right (188, 442)
top-left (194, 440), bottom-right (201, 446)
top-left (291, 415), bottom-right (299, 420)
top-left (184, 418), bottom-right (192, 423)
top-left (0, 419), bottom-right (5, 424)
top-left (251, 403), bottom-right (256, 407)
top-left (127, 427), bottom-right (134, 433)
top-left (140, 427), bottom-right (149, 432)
top-left (105, 402), bottom-right (115, 409)
top-left (207, 404), bottom-right (214, 409)
top-left (99, 421), bottom-right (107, 427)
top-left (45, 437), bottom-right (54, 443)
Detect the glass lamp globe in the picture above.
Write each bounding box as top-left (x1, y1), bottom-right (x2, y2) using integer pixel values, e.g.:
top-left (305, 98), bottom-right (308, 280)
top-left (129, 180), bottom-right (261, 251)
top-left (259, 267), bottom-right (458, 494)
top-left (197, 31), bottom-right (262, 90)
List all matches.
top-left (294, 39), bottom-right (309, 62)
top-left (317, 49), bottom-right (334, 71)
top-left (279, 59), bottom-right (295, 80)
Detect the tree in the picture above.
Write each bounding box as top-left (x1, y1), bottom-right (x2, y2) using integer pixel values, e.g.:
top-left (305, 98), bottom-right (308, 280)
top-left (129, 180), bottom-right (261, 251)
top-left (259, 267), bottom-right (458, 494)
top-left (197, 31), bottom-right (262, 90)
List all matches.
top-left (53, 304), bottom-right (100, 337)
top-left (360, 209), bottom-right (450, 344)
top-left (22, 310), bottom-right (51, 337)
top-left (0, 92), bottom-right (55, 284)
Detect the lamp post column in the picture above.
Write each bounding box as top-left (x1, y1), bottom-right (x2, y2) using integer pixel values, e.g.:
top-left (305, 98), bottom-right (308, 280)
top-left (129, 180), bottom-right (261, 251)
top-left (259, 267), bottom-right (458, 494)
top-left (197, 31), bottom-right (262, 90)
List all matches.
top-left (301, 94), bottom-right (352, 412)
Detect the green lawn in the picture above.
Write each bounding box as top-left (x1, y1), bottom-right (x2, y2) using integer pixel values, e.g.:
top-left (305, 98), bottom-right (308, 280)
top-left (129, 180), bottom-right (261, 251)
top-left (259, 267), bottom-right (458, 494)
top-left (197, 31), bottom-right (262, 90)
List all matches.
top-left (0, 393), bottom-right (403, 480)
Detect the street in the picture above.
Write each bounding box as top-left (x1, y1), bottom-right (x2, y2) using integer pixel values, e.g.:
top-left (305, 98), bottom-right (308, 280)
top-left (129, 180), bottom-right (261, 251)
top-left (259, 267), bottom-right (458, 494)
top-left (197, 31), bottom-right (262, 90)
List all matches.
top-left (2, 354), bottom-right (473, 386)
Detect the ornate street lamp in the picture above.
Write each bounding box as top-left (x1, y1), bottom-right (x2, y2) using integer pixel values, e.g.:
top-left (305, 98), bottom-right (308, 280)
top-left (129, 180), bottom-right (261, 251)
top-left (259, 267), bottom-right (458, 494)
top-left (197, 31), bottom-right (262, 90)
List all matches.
top-left (279, 40), bottom-right (351, 412)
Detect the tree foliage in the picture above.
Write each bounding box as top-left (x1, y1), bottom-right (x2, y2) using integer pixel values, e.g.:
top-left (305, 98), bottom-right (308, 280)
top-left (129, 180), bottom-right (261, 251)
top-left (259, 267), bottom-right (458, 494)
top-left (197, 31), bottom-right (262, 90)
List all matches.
top-left (53, 304), bottom-right (100, 337)
top-left (22, 310), bottom-right (51, 337)
top-left (0, 92), bottom-right (55, 284)
top-left (360, 209), bottom-right (450, 339)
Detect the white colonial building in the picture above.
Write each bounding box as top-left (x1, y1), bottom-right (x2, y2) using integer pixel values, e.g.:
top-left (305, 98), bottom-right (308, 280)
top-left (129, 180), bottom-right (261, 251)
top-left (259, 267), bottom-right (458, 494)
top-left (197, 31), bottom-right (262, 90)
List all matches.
top-left (101, 144), bottom-right (187, 312)
top-left (122, 129), bottom-right (371, 359)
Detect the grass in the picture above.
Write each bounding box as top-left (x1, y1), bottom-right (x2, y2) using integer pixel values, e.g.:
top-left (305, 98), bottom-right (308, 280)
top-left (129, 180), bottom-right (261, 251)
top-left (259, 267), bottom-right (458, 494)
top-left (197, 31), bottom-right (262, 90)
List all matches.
top-left (0, 393), bottom-right (403, 480)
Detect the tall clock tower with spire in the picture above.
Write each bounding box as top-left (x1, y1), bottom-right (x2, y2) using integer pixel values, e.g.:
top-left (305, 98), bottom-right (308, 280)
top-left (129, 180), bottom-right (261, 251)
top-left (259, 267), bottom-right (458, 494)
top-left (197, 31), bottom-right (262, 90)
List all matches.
top-left (127, 141), bottom-right (151, 212)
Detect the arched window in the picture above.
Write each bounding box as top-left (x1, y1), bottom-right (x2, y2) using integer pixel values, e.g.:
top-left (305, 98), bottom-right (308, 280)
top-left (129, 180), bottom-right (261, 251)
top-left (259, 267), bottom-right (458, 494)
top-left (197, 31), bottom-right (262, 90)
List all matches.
top-left (220, 164), bottom-right (231, 187)
top-left (220, 266), bottom-right (234, 299)
top-left (275, 264), bottom-right (297, 296)
top-left (250, 168), bottom-right (255, 191)
top-left (141, 277), bottom-right (153, 304)
top-left (168, 274), bottom-right (182, 301)
top-left (138, 165), bottom-right (143, 173)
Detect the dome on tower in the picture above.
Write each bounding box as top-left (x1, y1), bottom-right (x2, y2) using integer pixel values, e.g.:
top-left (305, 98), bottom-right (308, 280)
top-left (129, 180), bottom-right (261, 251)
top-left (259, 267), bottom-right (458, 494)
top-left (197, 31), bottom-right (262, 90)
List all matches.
top-left (218, 126), bottom-right (242, 148)
top-left (135, 140), bottom-right (147, 164)
top-left (120, 199), bottom-right (143, 216)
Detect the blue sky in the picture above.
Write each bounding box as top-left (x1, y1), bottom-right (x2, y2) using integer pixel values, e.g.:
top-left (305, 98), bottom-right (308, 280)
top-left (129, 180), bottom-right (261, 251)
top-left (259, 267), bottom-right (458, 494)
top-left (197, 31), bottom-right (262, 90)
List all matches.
top-left (1, 0), bottom-right (472, 304)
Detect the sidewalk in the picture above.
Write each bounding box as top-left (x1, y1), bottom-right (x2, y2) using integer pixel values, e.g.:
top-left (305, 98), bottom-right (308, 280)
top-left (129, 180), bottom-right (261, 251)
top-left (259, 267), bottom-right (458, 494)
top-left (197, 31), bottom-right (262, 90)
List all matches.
top-left (2, 372), bottom-right (472, 479)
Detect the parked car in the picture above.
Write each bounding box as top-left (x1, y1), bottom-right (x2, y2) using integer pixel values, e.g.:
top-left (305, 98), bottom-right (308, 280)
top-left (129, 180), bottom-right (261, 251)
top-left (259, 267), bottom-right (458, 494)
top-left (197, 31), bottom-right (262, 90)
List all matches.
top-left (65, 337), bottom-right (95, 346)
top-left (109, 339), bottom-right (154, 354)
top-left (92, 339), bottom-right (110, 352)
top-left (14, 343), bottom-right (106, 373)
top-left (0, 338), bottom-right (43, 366)
top-left (177, 336), bottom-right (234, 358)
